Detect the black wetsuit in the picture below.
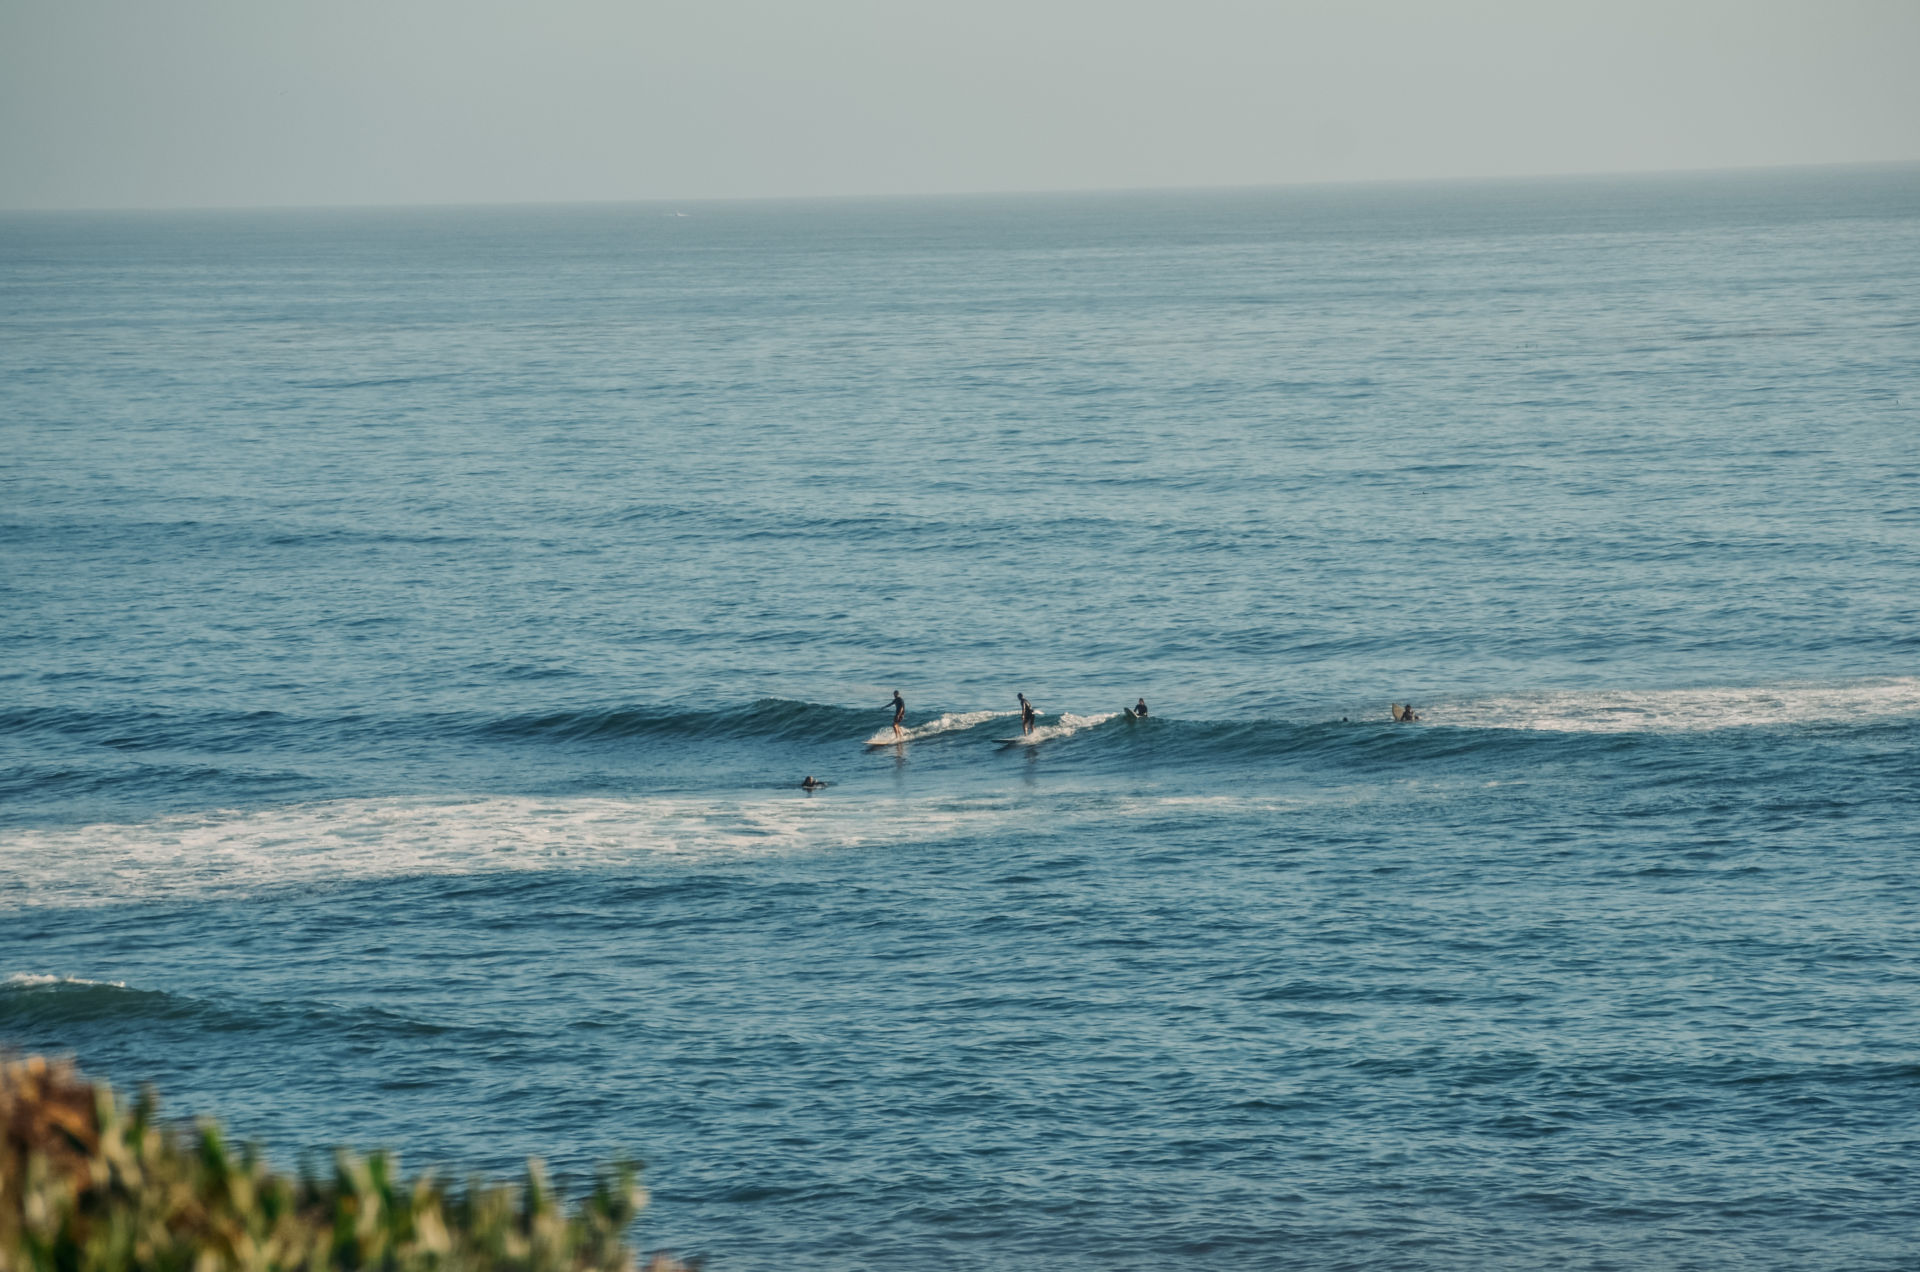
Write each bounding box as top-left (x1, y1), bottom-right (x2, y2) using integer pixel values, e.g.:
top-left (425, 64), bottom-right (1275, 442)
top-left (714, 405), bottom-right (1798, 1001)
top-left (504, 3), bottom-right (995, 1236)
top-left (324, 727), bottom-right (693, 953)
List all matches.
top-left (891, 694), bottom-right (905, 728)
top-left (1020, 697), bottom-right (1035, 732)
top-left (1134, 701), bottom-right (1148, 718)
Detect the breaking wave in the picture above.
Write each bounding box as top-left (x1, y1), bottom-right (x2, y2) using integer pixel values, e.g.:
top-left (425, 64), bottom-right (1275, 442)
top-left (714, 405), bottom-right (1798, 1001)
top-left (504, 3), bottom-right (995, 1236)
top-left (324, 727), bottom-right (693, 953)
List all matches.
top-left (864, 710), bottom-right (1013, 746)
top-left (1424, 678), bottom-right (1920, 734)
top-left (994, 711), bottom-right (1123, 746)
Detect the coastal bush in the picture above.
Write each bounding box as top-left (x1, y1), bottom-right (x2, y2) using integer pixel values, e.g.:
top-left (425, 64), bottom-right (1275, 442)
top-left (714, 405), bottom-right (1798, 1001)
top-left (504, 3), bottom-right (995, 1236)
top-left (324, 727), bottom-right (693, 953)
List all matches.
top-left (0, 1056), bottom-right (687, 1272)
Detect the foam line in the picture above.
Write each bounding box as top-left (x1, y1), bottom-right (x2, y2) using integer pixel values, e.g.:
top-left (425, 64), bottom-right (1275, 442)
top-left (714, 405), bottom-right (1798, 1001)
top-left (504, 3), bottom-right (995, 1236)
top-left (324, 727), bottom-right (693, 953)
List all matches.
top-left (4, 972), bottom-right (129, 989)
top-left (1, 795), bottom-right (1020, 908)
top-left (1430, 678), bottom-right (1920, 733)
top-left (998, 711), bottom-right (1120, 745)
top-left (1, 790), bottom-right (1318, 909)
top-left (865, 709), bottom-right (1013, 745)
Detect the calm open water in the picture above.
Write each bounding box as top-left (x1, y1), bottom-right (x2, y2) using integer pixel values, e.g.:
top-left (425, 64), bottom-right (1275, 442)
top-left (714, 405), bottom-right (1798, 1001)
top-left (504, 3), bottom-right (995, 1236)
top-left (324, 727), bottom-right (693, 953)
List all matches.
top-left (4, 167), bottom-right (1920, 1270)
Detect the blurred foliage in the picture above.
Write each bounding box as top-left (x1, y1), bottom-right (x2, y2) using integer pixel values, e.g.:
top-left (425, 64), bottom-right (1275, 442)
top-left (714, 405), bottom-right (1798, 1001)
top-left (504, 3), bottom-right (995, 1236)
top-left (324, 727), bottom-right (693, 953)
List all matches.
top-left (0, 1056), bottom-right (689, 1272)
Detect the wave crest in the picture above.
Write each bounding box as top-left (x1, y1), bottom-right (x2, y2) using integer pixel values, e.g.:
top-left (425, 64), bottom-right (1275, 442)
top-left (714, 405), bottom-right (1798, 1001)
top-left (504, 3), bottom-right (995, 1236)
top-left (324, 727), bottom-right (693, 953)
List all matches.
top-left (865, 710), bottom-right (1012, 745)
top-left (1427, 678), bottom-right (1920, 733)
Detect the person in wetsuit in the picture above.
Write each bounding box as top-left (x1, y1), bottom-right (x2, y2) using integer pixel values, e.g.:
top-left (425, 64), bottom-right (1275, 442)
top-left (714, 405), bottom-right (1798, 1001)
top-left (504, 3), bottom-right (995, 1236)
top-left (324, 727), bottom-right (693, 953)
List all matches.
top-left (1133, 698), bottom-right (1148, 718)
top-left (890, 690), bottom-right (906, 738)
top-left (1018, 692), bottom-right (1036, 735)
top-left (801, 775), bottom-right (825, 790)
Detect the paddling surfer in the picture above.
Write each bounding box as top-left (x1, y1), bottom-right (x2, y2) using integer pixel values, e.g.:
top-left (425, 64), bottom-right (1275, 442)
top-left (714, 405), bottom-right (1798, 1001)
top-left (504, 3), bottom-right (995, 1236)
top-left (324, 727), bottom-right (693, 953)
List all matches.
top-left (1018, 692), bottom-right (1036, 735)
top-left (889, 690), bottom-right (906, 738)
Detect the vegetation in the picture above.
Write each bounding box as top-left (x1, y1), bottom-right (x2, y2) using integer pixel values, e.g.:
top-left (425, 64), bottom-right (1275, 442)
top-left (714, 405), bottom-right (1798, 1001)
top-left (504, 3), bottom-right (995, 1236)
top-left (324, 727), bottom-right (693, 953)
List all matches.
top-left (0, 1056), bottom-right (689, 1272)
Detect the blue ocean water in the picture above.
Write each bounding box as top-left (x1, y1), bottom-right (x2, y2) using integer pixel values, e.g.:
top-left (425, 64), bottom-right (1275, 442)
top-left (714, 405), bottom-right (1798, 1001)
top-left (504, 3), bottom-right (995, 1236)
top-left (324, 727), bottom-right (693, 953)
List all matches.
top-left (4, 166), bottom-right (1920, 1269)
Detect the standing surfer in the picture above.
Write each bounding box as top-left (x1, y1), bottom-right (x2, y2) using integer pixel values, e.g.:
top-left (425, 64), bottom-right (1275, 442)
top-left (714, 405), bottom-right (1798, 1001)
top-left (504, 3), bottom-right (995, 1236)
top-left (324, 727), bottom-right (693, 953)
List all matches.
top-left (1018, 692), bottom-right (1036, 735)
top-left (890, 690), bottom-right (906, 738)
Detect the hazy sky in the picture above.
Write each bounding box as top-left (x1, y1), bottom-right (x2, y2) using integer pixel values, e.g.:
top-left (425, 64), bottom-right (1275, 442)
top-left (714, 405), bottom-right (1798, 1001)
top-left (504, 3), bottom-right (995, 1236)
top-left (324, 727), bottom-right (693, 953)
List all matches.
top-left (2, 0), bottom-right (1916, 210)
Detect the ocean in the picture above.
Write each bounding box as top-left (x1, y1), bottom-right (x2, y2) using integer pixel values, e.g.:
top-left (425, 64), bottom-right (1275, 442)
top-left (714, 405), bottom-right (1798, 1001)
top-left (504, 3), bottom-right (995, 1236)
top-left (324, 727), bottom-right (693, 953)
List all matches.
top-left (3, 166), bottom-right (1919, 1269)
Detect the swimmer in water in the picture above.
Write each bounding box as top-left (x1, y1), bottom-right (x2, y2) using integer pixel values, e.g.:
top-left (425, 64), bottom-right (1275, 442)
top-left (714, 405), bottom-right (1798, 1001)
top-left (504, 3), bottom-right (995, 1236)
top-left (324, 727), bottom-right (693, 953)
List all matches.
top-left (801, 775), bottom-right (825, 790)
top-left (1018, 692), bottom-right (1036, 735)
top-left (890, 690), bottom-right (905, 738)
top-left (1133, 698), bottom-right (1148, 718)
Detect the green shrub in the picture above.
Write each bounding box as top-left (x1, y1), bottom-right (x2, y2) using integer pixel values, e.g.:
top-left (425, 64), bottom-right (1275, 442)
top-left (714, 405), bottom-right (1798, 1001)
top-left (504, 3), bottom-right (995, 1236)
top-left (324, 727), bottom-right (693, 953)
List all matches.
top-left (0, 1056), bottom-right (689, 1272)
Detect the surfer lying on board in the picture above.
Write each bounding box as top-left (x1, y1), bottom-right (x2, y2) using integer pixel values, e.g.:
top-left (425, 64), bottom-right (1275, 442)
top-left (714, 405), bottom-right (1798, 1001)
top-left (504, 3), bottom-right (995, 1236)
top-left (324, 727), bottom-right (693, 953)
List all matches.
top-left (1133, 698), bottom-right (1148, 718)
top-left (890, 690), bottom-right (906, 738)
top-left (1018, 693), bottom-right (1036, 735)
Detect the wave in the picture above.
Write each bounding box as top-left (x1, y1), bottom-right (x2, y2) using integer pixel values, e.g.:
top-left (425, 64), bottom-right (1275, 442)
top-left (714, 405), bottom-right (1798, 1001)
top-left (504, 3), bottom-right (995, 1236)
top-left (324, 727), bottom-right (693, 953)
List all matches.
top-left (4, 680), bottom-right (1912, 774)
top-left (864, 710), bottom-right (1012, 745)
top-left (0, 795), bottom-right (993, 907)
top-left (0, 973), bottom-right (185, 1028)
top-left (0, 972), bottom-right (459, 1039)
top-left (0, 699), bottom-right (912, 750)
top-left (1421, 678), bottom-right (1920, 734)
top-left (5, 972), bottom-right (128, 990)
top-left (994, 711), bottom-right (1122, 746)
top-left (472, 698), bottom-right (878, 745)
top-left (0, 790), bottom-right (1331, 908)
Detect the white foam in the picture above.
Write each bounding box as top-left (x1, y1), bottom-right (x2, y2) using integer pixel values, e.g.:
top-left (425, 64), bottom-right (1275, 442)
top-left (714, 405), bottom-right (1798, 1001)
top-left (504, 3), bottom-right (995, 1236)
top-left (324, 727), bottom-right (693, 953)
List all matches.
top-left (0, 794), bottom-right (1027, 908)
top-left (1429, 678), bottom-right (1920, 734)
top-left (4, 972), bottom-right (128, 989)
top-left (999, 711), bottom-right (1120, 745)
top-left (0, 787), bottom-right (1352, 909)
top-left (865, 709), bottom-right (1012, 745)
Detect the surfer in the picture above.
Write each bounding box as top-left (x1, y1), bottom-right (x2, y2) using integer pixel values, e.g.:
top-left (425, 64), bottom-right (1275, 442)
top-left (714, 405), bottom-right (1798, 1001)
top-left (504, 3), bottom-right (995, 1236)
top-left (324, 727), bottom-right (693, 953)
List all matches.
top-left (801, 775), bottom-right (825, 790)
top-left (1392, 703), bottom-right (1419, 722)
top-left (1133, 698), bottom-right (1149, 718)
top-left (1018, 693), bottom-right (1036, 735)
top-left (889, 690), bottom-right (905, 738)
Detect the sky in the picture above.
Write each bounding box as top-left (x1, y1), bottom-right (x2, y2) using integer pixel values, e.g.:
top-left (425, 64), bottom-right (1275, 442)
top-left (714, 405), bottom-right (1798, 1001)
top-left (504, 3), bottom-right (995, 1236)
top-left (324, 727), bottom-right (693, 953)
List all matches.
top-left (1, 0), bottom-right (1917, 210)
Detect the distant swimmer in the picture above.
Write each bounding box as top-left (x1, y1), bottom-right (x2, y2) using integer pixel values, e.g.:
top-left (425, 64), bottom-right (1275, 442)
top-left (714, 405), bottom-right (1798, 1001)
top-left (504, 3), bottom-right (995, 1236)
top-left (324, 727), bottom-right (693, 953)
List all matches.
top-left (1018, 692), bottom-right (1036, 735)
top-left (889, 690), bottom-right (906, 738)
top-left (1133, 698), bottom-right (1149, 718)
top-left (1391, 703), bottom-right (1419, 722)
top-left (800, 775), bottom-right (826, 790)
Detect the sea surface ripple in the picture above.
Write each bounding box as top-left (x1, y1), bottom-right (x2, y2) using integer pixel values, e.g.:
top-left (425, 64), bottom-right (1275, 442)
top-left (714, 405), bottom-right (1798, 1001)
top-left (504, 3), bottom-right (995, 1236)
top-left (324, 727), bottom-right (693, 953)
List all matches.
top-left (4, 168), bottom-right (1920, 1269)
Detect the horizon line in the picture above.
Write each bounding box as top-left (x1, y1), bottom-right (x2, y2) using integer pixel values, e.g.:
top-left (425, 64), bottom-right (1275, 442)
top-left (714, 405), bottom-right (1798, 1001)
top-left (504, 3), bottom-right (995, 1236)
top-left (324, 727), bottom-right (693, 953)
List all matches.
top-left (4, 157), bottom-right (1917, 218)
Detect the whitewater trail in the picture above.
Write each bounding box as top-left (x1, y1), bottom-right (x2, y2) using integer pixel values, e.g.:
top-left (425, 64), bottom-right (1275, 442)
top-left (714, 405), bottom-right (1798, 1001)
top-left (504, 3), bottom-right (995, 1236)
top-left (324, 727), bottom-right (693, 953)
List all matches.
top-left (0, 787), bottom-right (1440, 908)
top-left (1429, 678), bottom-right (1920, 733)
top-left (998, 712), bottom-right (1122, 746)
top-left (865, 709), bottom-right (1013, 745)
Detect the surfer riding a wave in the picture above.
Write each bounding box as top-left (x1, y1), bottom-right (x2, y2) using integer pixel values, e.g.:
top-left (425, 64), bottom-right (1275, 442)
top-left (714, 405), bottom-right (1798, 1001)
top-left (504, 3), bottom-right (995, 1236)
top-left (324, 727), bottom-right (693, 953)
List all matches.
top-left (890, 690), bottom-right (906, 738)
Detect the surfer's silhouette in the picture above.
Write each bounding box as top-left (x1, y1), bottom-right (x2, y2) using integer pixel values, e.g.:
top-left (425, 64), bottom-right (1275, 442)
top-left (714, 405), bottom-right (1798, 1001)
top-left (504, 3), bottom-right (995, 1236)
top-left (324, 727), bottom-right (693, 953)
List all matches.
top-left (1133, 698), bottom-right (1149, 718)
top-left (1019, 693), bottom-right (1036, 735)
top-left (890, 690), bottom-right (906, 738)
top-left (801, 775), bottom-right (826, 790)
